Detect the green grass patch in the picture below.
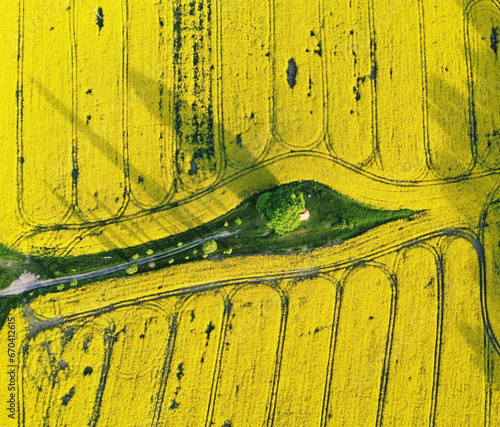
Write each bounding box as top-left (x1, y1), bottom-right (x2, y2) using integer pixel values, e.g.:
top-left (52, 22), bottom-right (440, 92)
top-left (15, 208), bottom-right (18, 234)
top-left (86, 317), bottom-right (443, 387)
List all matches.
top-left (0, 181), bottom-right (419, 298)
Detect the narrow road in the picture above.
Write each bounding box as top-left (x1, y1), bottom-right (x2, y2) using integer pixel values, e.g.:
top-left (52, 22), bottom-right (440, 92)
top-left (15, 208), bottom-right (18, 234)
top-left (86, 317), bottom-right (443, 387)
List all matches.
top-left (0, 230), bottom-right (239, 297)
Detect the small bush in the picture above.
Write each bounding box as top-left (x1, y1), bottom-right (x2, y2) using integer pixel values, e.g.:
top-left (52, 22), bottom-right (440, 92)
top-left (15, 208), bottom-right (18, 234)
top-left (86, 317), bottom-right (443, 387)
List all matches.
top-left (193, 249), bottom-right (198, 255)
top-left (177, 242), bottom-right (183, 247)
top-left (224, 221), bottom-right (229, 227)
top-left (234, 217), bottom-right (242, 225)
top-left (202, 239), bottom-right (217, 255)
top-left (146, 249), bottom-right (153, 256)
top-left (223, 248), bottom-right (232, 255)
top-left (168, 258), bottom-right (174, 264)
top-left (132, 254), bottom-right (139, 260)
top-left (70, 279), bottom-right (78, 287)
top-left (126, 264), bottom-right (138, 275)
top-left (57, 284), bottom-right (64, 291)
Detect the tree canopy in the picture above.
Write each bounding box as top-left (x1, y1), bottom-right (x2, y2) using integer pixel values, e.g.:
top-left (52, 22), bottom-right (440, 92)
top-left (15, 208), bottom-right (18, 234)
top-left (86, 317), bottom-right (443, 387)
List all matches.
top-left (256, 188), bottom-right (306, 235)
top-left (202, 239), bottom-right (218, 255)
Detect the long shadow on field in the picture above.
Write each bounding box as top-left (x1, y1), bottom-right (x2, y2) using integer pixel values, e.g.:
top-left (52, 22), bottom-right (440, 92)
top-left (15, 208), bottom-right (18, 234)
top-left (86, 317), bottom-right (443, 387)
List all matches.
top-left (432, 1), bottom-right (500, 354)
top-left (129, 67), bottom-right (279, 192)
top-left (458, 322), bottom-right (499, 391)
top-left (31, 66), bottom-right (279, 253)
top-left (427, 0), bottom-right (500, 175)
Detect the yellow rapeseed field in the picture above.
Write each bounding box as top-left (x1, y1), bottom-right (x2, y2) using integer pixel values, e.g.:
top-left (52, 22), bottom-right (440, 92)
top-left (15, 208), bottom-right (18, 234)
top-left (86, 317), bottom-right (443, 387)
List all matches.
top-left (0, 0), bottom-right (498, 255)
top-left (1, 0), bottom-right (500, 425)
top-left (1, 229), bottom-right (499, 425)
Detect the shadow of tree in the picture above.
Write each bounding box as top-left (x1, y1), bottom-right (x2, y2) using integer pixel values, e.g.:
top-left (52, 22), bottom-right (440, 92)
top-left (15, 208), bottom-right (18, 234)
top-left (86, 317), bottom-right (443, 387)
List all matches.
top-left (30, 60), bottom-right (279, 253)
top-left (458, 321), bottom-right (499, 391)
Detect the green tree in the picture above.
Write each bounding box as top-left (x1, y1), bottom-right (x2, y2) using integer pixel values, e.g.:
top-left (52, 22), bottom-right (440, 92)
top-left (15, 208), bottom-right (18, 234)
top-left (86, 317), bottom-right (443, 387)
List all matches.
top-left (202, 239), bottom-right (218, 255)
top-left (256, 188), bottom-right (305, 235)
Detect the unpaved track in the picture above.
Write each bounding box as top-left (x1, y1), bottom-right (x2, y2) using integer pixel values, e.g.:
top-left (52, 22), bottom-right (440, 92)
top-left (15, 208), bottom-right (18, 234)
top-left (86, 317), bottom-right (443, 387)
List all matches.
top-left (0, 231), bottom-right (238, 297)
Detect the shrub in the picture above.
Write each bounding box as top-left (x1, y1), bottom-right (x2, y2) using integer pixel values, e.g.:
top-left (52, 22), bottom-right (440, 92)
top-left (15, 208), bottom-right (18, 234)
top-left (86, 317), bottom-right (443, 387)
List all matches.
top-left (126, 264), bottom-right (138, 275)
top-left (202, 239), bottom-right (218, 255)
top-left (234, 217), bottom-right (242, 225)
top-left (223, 248), bottom-right (232, 255)
top-left (146, 249), bottom-right (153, 256)
top-left (132, 254), bottom-right (139, 260)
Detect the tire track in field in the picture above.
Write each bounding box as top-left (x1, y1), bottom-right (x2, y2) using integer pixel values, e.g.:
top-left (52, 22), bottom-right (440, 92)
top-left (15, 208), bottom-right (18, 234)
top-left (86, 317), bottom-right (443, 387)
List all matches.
top-left (218, 0), bottom-right (273, 169)
top-left (150, 305), bottom-right (181, 426)
top-left (87, 324), bottom-right (121, 427)
top-left (157, 292), bottom-right (224, 426)
top-left (207, 284), bottom-right (282, 426)
top-left (14, 227), bottom-right (500, 425)
top-left (15, 0), bottom-right (74, 227)
top-left (127, 1), bottom-right (175, 210)
top-left (172, 0), bottom-right (221, 192)
top-left (321, 263), bottom-right (394, 426)
top-left (272, 0), bottom-right (324, 150)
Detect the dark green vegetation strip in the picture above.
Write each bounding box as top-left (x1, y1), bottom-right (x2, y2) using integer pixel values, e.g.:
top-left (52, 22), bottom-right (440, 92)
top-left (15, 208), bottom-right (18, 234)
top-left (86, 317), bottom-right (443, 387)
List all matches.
top-left (0, 181), bottom-right (418, 300)
top-left (173, 0), bottom-right (217, 186)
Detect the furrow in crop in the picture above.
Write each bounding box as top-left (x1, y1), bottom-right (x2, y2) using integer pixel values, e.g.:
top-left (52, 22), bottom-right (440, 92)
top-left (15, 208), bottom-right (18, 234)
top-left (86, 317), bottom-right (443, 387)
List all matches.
top-left (467, 1), bottom-right (500, 171)
top-left (158, 292), bottom-right (225, 426)
top-left (93, 301), bottom-right (177, 425)
top-left (324, 265), bottom-right (393, 425)
top-left (273, 277), bottom-right (336, 425)
top-left (374, 0), bottom-right (427, 180)
top-left (209, 284), bottom-right (282, 426)
top-left (382, 245), bottom-right (439, 424)
top-left (423, 0), bottom-right (474, 178)
top-left (434, 237), bottom-right (486, 424)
